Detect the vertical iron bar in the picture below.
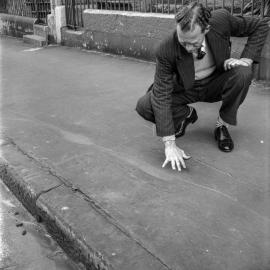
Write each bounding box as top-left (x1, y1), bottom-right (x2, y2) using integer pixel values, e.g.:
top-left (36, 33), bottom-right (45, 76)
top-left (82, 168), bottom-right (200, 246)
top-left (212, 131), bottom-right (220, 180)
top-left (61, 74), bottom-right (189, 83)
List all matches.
top-left (17, 0), bottom-right (21, 16)
top-left (80, 0), bottom-right (83, 27)
top-left (222, 0), bottom-right (225, 9)
top-left (66, 0), bottom-right (70, 28)
top-left (251, 0), bottom-right (254, 16)
top-left (231, 0), bottom-right (234, 14)
top-left (72, 0), bottom-right (76, 29)
top-left (21, 0), bottom-right (24, 16)
top-left (213, 0), bottom-right (216, 10)
top-left (36, 0), bottom-right (39, 21)
top-left (240, 0), bottom-right (244, 15)
top-left (167, 0), bottom-right (170, 13)
top-left (260, 0), bottom-right (265, 17)
top-left (162, 0), bottom-right (164, 13)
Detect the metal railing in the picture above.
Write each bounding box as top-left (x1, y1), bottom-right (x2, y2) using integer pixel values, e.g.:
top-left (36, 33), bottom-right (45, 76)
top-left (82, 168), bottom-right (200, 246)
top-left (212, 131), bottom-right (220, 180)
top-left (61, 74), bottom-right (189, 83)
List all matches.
top-left (1, 0), bottom-right (51, 24)
top-left (62, 0), bottom-right (269, 29)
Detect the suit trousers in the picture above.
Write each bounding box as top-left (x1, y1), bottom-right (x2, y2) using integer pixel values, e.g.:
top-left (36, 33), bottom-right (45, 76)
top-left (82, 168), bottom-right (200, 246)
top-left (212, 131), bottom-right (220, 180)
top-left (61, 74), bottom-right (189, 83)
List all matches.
top-left (136, 66), bottom-right (253, 134)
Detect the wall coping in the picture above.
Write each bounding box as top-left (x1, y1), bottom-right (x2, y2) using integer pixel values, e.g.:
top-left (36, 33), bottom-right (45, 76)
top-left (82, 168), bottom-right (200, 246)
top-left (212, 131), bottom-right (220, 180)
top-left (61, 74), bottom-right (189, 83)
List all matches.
top-left (84, 9), bottom-right (175, 19)
top-left (0, 13), bottom-right (36, 24)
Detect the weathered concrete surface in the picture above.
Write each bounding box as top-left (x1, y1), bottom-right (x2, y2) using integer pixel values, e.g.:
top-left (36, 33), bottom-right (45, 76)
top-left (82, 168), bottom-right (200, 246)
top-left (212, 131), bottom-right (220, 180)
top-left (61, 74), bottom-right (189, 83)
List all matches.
top-left (23, 34), bottom-right (47, 47)
top-left (1, 35), bottom-right (270, 270)
top-left (0, 139), bottom-right (62, 217)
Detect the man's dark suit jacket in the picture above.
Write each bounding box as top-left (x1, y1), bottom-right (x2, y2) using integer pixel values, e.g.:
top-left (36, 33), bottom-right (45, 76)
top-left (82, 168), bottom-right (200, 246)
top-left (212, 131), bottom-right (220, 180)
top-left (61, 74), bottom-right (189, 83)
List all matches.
top-left (150, 9), bottom-right (269, 137)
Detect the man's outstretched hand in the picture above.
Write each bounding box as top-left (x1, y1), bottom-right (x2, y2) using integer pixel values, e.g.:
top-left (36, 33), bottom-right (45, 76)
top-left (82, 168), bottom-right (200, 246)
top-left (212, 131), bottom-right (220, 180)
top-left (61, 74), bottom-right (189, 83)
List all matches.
top-left (162, 141), bottom-right (191, 171)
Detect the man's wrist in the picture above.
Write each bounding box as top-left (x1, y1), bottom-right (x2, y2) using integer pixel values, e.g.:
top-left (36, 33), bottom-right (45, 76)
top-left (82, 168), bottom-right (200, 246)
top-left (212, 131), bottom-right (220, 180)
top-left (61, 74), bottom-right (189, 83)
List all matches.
top-left (162, 135), bottom-right (176, 148)
top-left (164, 140), bottom-right (176, 148)
top-left (162, 135), bottom-right (176, 142)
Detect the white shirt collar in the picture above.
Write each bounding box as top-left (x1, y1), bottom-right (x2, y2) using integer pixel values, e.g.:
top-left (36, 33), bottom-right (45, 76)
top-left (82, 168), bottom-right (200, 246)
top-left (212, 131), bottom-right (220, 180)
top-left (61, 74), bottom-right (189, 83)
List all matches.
top-left (201, 38), bottom-right (206, 52)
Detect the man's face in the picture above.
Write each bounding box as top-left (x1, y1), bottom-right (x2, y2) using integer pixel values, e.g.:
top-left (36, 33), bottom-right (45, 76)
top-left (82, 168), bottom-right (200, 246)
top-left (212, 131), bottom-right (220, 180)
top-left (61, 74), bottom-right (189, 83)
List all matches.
top-left (177, 24), bottom-right (209, 53)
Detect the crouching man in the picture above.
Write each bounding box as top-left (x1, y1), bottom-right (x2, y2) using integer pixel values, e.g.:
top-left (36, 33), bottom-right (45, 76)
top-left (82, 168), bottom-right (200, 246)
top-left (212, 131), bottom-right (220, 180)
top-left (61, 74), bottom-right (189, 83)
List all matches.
top-left (136, 2), bottom-right (269, 171)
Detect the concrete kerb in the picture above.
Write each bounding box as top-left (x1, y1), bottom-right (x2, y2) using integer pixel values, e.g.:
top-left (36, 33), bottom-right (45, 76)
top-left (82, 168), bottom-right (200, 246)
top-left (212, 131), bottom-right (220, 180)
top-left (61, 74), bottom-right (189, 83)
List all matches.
top-left (0, 139), bottom-right (108, 270)
top-left (0, 137), bottom-right (171, 270)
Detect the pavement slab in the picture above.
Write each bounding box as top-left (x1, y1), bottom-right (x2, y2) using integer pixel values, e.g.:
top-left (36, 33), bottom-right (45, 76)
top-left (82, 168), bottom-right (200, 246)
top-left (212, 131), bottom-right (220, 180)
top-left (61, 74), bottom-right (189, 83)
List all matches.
top-left (0, 35), bottom-right (270, 270)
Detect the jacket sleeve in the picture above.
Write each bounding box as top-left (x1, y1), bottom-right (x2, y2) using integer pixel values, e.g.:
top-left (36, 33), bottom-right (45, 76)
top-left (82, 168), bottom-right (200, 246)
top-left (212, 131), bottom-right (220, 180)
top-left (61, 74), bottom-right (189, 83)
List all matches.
top-left (150, 46), bottom-right (175, 137)
top-left (227, 11), bottom-right (269, 63)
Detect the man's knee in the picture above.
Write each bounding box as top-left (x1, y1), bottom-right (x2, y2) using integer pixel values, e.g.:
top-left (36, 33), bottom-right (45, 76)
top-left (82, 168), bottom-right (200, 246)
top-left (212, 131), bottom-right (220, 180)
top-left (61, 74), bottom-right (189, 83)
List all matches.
top-left (135, 92), bottom-right (155, 123)
top-left (229, 66), bottom-right (253, 88)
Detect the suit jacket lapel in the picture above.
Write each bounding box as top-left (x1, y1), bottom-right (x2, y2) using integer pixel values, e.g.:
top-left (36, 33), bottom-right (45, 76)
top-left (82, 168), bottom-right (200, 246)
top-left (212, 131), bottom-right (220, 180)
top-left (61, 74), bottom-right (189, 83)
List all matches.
top-left (174, 32), bottom-right (195, 90)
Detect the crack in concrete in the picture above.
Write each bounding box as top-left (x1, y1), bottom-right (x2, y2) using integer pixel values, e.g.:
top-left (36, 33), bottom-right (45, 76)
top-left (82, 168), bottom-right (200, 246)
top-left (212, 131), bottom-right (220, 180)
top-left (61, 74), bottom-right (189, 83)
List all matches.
top-left (74, 188), bottom-right (173, 270)
top-left (3, 136), bottom-right (173, 270)
top-left (192, 158), bottom-right (233, 177)
top-left (36, 184), bottom-right (64, 201)
top-left (4, 136), bottom-right (75, 189)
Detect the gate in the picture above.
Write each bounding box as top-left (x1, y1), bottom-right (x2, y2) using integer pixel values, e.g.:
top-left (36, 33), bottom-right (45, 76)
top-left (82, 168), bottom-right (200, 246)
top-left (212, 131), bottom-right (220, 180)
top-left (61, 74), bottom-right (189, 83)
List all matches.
top-left (2, 0), bottom-right (51, 24)
top-left (62, 0), bottom-right (270, 30)
top-left (62, 0), bottom-right (91, 30)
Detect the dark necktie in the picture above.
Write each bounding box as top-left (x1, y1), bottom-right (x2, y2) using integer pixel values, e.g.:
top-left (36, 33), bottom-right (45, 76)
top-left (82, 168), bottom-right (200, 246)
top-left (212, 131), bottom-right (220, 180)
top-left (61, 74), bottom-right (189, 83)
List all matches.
top-left (197, 47), bottom-right (206, 60)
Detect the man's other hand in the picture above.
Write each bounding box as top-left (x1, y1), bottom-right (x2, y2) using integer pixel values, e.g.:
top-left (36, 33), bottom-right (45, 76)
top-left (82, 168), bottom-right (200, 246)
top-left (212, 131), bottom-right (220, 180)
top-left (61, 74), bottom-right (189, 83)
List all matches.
top-left (224, 58), bottom-right (253, 71)
top-left (162, 141), bottom-right (191, 171)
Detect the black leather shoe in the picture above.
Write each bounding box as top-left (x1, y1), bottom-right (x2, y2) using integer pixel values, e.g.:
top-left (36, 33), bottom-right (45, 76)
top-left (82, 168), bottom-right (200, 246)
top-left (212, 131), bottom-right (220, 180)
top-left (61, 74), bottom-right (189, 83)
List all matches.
top-left (175, 107), bottom-right (198, 138)
top-left (214, 126), bottom-right (234, 152)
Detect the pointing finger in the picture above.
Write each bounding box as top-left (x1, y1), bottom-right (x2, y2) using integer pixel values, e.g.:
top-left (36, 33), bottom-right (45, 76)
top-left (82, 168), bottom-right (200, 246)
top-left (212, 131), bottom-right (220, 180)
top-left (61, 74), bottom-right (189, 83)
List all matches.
top-left (176, 160), bottom-right (181, 171)
top-left (179, 156), bottom-right (186, 169)
top-left (171, 160), bottom-right (176, 170)
top-left (162, 159), bottom-right (169, 168)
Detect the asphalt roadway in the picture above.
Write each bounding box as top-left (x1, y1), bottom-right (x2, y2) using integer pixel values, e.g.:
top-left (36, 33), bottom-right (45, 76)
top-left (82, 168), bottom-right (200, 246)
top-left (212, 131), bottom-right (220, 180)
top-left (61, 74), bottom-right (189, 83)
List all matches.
top-left (0, 35), bottom-right (269, 270)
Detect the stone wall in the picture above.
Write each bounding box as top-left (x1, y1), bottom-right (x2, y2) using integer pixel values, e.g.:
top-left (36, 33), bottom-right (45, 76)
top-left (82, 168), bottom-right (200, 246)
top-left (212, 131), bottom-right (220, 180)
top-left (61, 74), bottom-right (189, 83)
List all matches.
top-left (0, 14), bottom-right (35, 38)
top-left (61, 10), bottom-right (270, 80)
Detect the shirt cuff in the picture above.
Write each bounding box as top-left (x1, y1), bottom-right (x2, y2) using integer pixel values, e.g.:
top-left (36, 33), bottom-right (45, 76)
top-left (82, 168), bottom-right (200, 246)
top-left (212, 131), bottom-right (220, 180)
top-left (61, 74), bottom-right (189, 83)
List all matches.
top-left (162, 135), bottom-right (176, 142)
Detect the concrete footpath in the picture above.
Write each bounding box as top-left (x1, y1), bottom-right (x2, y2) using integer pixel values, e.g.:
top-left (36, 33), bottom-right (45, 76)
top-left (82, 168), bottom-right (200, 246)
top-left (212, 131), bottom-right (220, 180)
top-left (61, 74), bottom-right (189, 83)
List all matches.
top-left (0, 35), bottom-right (269, 270)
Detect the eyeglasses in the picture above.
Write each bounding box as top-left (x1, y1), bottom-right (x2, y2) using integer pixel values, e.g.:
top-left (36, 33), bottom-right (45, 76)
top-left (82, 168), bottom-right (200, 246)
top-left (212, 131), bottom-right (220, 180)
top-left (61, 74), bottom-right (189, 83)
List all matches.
top-left (179, 41), bottom-right (202, 49)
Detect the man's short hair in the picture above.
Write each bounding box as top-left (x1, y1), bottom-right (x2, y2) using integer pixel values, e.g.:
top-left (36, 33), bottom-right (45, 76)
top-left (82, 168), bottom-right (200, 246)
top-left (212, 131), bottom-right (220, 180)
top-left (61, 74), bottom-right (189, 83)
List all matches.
top-left (175, 2), bottom-right (211, 32)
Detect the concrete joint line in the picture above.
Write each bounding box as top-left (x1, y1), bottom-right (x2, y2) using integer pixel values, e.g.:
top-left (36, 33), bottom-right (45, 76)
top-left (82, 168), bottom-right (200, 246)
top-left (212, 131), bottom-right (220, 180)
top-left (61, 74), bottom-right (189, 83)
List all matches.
top-left (0, 162), bottom-right (63, 204)
top-left (36, 183), bottom-right (63, 200)
top-left (73, 188), bottom-right (172, 270)
top-left (5, 136), bottom-right (74, 188)
top-left (36, 195), bottom-right (110, 270)
top-left (2, 137), bottom-right (172, 269)
top-left (192, 157), bottom-right (233, 177)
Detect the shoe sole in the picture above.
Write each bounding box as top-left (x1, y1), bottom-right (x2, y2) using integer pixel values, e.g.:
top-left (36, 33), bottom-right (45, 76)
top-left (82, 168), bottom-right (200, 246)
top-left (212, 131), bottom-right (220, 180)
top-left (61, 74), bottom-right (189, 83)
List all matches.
top-left (176, 113), bottom-right (198, 137)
